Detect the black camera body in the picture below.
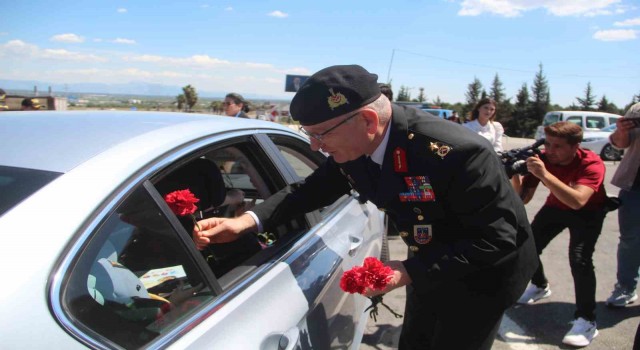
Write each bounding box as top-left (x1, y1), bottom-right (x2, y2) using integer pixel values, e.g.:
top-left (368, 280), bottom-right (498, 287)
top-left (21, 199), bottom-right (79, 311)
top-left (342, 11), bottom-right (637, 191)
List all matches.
top-left (497, 138), bottom-right (546, 178)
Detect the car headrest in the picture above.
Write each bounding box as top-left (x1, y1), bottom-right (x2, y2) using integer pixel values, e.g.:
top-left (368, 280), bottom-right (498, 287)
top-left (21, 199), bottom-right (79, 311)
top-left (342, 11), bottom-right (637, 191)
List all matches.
top-left (156, 158), bottom-right (227, 210)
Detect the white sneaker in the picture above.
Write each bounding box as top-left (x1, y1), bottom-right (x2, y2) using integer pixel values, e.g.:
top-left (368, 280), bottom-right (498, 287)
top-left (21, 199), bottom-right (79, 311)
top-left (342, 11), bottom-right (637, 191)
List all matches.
top-left (562, 317), bottom-right (598, 347)
top-left (606, 284), bottom-right (638, 307)
top-left (517, 283), bottom-right (551, 304)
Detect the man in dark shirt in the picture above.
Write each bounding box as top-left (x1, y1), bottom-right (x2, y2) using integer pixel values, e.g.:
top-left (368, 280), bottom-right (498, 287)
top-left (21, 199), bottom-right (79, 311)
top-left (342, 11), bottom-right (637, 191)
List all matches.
top-left (195, 64), bottom-right (537, 350)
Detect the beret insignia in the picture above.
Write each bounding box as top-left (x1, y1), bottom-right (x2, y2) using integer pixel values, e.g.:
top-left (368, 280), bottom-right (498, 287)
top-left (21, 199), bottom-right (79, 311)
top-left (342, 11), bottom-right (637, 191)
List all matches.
top-left (327, 88), bottom-right (349, 110)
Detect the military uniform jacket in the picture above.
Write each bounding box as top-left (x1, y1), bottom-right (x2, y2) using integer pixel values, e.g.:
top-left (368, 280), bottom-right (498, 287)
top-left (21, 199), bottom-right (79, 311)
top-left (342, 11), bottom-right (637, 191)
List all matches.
top-left (252, 105), bottom-right (537, 306)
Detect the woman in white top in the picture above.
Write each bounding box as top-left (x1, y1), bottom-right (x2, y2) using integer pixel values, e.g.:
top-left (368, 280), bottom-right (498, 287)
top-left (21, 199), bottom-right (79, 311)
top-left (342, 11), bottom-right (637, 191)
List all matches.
top-left (464, 98), bottom-right (504, 152)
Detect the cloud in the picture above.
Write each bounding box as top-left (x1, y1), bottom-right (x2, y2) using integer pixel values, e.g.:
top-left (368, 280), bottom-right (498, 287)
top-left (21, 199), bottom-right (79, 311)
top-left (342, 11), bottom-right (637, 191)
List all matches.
top-left (50, 33), bottom-right (85, 43)
top-left (268, 10), bottom-right (288, 18)
top-left (201, 4), bottom-right (210, 8)
top-left (593, 29), bottom-right (637, 41)
top-left (614, 17), bottom-right (640, 26)
top-left (111, 38), bottom-right (136, 45)
top-left (117, 8), bottom-right (127, 13)
top-left (0, 40), bottom-right (107, 62)
top-left (225, 6), bottom-right (233, 11)
top-left (459, 0), bottom-right (623, 17)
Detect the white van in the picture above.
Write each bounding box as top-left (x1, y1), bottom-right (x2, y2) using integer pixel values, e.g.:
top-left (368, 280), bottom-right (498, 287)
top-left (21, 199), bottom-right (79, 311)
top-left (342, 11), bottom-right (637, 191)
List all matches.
top-left (534, 110), bottom-right (622, 140)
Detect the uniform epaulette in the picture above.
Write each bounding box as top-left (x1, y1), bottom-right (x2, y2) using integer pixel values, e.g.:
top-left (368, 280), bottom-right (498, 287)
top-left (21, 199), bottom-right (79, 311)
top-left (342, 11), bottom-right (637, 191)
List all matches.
top-left (406, 129), bottom-right (454, 160)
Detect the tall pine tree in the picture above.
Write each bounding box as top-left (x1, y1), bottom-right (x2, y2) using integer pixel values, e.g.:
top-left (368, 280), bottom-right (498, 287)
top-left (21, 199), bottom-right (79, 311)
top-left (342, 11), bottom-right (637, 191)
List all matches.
top-left (575, 82), bottom-right (597, 111)
top-left (530, 63), bottom-right (550, 133)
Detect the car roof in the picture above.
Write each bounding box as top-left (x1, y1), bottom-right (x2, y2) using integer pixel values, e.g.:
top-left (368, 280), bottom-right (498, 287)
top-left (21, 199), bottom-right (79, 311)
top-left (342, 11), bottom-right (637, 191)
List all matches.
top-left (546, 110), bottom-right (622, 117)
top-left (0, 111), bottom-right (292, 173)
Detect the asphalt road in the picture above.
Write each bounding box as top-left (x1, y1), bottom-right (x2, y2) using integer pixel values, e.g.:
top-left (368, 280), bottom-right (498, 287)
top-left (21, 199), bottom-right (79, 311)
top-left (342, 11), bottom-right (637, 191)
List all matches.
top-left (360, 137), bottom-right (638, 350)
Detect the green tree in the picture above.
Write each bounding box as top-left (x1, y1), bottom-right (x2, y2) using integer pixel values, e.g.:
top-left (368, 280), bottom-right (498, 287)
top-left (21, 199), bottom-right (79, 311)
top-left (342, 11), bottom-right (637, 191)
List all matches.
top-left (463, 77), bottom-right (483, 120)
top-left (597, 95), bottom-right (618, 114)
top-left (575, 82), bottom-right (597, 111)
top-left (176, 94), bottom-right (186, 111)
top-left (417, 88), bottom-right (426, 103)
top-left (505, 83), bottom-right (536, 137)
top-left (397, 85), bottom-right (411, 102)
top-left (490, 73), bottom-right (506, 103)
top-left (182, 84), bottom-right (198, 112)
top-left (432, 96), bottom-right (444, 107)
top-left (530, 63), bottom-right (550, 129)
top-left (624, 91), bottom-right (640, 112)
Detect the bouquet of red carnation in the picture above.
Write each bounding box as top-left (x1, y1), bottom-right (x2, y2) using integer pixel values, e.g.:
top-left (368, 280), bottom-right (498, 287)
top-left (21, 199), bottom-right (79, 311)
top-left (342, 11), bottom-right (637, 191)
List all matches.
top-left (340, 257), bottom-right (402, 322)
top-left (164, 189), bottom-right (201, 231)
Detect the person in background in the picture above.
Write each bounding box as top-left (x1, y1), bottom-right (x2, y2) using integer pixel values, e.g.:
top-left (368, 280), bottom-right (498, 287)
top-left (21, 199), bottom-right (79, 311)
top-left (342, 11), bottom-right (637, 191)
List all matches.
top-left (606, 102), bottom-right (640, 311)
top-left (448, 111), bottom-right (461, 124)
top-left (511, 121), bottom-right (608, 347)
top-left (223, 93), bottom-right (250, 118)
top-left (378, 83), bottom-right (393, 102)
top-left (21, 98), bottom-right (42, 111)
top-left (464, 98), bottom-right (504, 152)
top-left (194, 64), bottom-right (537, 350)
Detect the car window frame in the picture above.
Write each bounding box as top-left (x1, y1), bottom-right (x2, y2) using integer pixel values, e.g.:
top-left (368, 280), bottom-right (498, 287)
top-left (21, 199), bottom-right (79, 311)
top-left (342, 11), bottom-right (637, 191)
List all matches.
top-left (50, 128), bottom-right (327, 349)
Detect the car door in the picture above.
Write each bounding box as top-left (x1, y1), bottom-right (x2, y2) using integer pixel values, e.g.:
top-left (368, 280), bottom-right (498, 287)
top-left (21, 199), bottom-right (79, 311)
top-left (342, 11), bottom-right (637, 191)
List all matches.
top-left (261, 132), bottom-right (385, 349)
top-left (55, 129), bottom-right (382, 350)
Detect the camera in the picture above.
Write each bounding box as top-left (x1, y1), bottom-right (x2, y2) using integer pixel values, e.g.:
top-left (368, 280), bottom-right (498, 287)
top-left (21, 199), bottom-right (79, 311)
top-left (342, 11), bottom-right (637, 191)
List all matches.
top-left (497, 138), bottom-right (546, 178)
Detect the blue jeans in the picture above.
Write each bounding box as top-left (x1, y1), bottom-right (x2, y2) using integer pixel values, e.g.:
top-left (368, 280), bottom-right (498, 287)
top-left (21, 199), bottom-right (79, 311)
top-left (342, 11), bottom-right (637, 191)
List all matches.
top-left (616, 189), bottom-right (640, 291)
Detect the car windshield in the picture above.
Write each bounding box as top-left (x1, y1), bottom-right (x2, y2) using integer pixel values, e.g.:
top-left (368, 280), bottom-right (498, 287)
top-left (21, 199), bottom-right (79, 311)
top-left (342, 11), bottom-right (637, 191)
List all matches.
top-left (601, 124), bottom-right (617, 132)
top-left (0, 165), bottom-right (62, 217)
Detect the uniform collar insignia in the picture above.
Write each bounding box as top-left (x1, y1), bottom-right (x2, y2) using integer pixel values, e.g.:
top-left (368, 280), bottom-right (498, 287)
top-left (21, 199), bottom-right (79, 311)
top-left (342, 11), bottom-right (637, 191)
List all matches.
top-left (429, 142), bottom-right (452, 159)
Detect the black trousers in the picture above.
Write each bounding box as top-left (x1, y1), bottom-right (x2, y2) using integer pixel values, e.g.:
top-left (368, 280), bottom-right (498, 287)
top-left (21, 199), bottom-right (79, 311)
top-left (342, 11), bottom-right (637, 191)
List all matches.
top-left (398, 283), bottom-right (505, 350)
top-left (529, 205), bottom-right (605, 321)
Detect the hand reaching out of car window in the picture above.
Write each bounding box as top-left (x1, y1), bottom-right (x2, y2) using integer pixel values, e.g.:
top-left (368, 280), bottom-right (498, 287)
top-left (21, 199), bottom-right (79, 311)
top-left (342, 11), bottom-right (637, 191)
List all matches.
top-left (193, 214), bottom-right (258, 249)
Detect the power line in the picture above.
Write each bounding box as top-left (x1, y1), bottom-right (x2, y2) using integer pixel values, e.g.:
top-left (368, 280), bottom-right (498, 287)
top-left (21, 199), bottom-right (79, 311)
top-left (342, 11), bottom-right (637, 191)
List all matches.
top-left (390, 48), bottom-right (637, 80)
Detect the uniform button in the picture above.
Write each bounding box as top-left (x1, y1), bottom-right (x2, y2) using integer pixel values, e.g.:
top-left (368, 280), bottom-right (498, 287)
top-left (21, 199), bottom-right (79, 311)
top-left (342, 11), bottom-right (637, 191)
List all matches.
top-left (413, 207), bottom-right (422, 214)
top-left (409, 245), bottom-right (419, 252)
top-left (417, 215), bottom-right (425, 221)
top-left (408, 133), bottom-right (415, 140)
top-left (399, 231), bottom-right (409, 238)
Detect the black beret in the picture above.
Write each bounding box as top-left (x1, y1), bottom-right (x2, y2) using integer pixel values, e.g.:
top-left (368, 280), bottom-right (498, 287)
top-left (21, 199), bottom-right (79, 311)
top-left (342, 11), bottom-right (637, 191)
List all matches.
top-left (290, 64), bottom-right (381, 126)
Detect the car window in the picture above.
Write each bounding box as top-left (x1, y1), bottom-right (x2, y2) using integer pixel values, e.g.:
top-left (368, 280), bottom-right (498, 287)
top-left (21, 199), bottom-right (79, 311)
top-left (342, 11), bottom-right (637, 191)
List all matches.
top-left (0, 165), bottom-right (61, 217)
top-left (543, 113), bottom-right (561, 126)
top-left (566, 116), bottom-right (583, 128)
top-left (62, 186), bottom-right (214, 349)
top-left (609, 117), bottom-right (619, 126)
top-left (586, 116), bottom-right (605, 129)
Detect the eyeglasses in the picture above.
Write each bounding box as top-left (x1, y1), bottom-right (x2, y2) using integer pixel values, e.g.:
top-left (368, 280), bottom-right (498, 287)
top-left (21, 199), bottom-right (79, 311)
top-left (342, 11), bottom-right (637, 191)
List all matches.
top-left (299, 111), bottom-right (360, 143)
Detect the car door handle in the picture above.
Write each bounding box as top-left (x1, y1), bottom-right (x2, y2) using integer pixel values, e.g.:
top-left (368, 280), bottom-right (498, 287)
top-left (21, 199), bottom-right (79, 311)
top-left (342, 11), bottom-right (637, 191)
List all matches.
top-left (348, 235), bottom-right (363, 256)
top-left (278, 327), bottom-right (300, 350)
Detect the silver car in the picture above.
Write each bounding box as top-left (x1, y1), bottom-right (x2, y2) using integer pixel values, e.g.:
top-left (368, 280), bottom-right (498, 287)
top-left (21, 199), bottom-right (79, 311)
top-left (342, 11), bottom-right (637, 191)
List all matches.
top-left (0, 111), bottom-right (385, 349)
top-left (581, 124), bottom-right (623, 161)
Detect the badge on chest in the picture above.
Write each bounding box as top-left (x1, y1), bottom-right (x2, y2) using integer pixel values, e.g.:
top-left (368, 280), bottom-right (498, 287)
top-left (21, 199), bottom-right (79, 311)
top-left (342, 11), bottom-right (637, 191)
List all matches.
top-left (399, 176), bottom-right (436, 202)
top-left (414, 224), bottom-right (433, 244)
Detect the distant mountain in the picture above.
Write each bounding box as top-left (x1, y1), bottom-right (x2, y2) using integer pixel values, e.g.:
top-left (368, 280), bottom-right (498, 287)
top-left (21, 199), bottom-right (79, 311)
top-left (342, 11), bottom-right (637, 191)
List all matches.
top-left (0, 79), bottom-right (288, 101)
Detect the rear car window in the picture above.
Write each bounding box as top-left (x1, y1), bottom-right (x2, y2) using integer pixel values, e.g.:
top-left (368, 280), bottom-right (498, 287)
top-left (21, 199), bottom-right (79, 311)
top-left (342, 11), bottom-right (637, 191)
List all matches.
top-left (0, 165), bottom-right (61, 217)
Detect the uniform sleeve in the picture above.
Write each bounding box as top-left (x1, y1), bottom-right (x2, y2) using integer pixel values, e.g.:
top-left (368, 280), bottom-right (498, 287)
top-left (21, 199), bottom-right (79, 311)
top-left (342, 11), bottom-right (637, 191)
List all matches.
top-left (250, 158), bottom-right (352, 233)
top-left (402, 142), bottom-right (529, 293)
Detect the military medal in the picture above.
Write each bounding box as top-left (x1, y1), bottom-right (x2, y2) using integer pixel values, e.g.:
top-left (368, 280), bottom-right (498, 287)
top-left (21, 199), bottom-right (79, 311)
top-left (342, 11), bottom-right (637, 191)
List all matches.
top-left (429, 142), bottom-right (452, 159)
top-left (413, 225), bottom-right (433, 245)
top-left (399, 176), bottom-right (436, 202)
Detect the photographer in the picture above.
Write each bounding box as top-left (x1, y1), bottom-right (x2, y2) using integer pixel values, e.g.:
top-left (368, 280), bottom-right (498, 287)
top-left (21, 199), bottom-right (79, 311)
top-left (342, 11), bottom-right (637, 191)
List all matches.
top-left (511, 121), bottom-right (608, 347)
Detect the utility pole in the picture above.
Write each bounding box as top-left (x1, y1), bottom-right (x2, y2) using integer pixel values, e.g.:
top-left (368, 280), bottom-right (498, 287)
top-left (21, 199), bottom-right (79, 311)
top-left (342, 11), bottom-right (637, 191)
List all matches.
top-left (386, 49), bottom-right (395, 84)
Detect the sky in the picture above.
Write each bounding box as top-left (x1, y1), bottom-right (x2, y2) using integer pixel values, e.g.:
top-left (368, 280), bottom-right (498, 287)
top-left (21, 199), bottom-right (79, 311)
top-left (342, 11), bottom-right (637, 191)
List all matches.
top-left (1, 0), bottom-right (639, 107)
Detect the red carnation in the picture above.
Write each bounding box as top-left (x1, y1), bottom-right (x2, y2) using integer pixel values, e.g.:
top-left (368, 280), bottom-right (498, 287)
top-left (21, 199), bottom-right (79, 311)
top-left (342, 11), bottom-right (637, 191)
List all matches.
top-left (164, 189), bottom-right (201, 231)
top-left (339, 257), bottom-right (402, 322)
top-left (340, 267), bottom-right (367, 294)
top-left (164, 189), bottom-right (199, 216)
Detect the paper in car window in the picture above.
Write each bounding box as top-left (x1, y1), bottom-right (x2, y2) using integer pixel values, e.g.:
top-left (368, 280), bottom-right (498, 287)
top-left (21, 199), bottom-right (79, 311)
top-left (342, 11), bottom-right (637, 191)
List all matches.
top-left (139, 265), bottom-right (186, 289)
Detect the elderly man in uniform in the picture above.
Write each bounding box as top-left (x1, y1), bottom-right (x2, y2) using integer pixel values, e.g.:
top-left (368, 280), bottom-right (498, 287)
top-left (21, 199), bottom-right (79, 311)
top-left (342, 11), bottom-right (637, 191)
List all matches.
top-left (194, 65), bottom-right (537, 350)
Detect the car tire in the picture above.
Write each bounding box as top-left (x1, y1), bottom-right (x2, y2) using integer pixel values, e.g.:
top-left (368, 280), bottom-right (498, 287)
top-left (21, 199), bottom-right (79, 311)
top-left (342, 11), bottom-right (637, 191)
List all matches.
top-left (601, 143), bottom-right (622, 161)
